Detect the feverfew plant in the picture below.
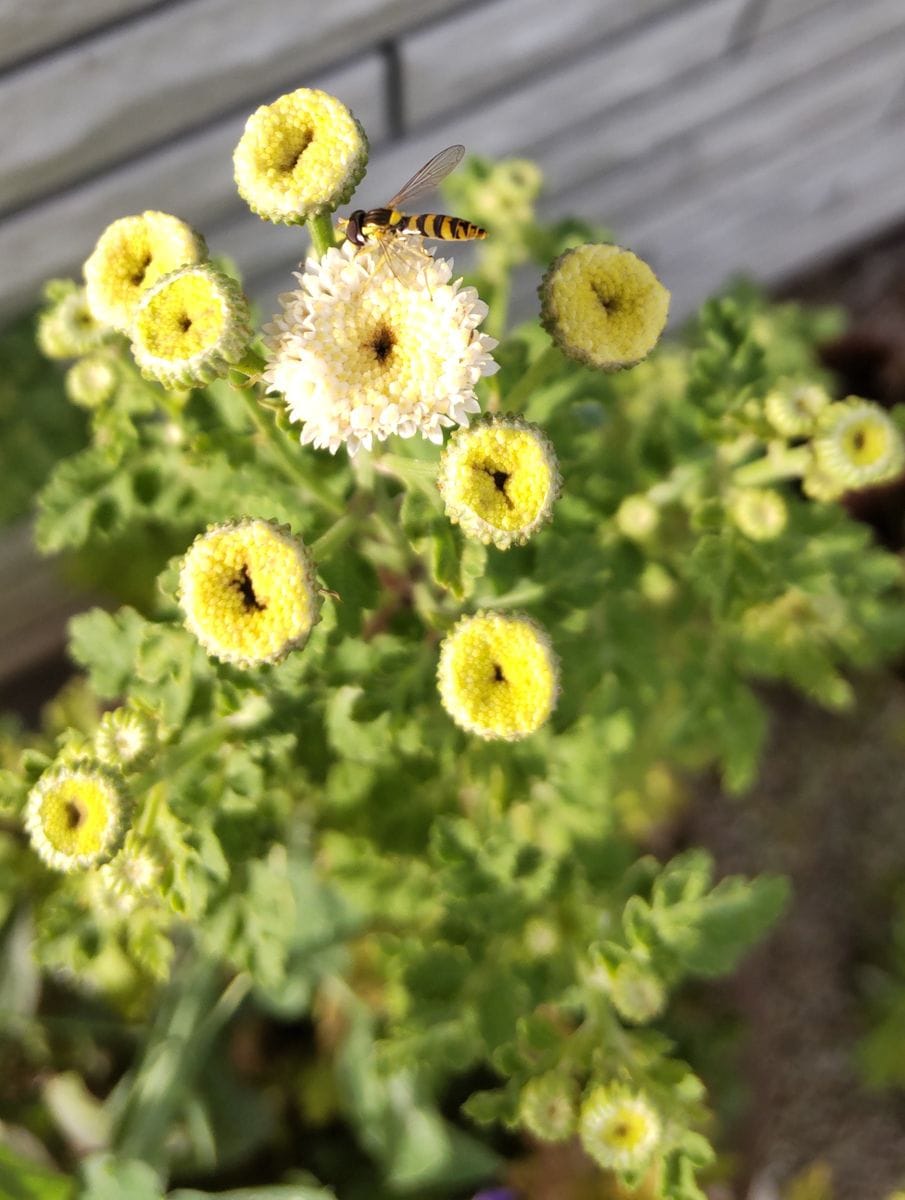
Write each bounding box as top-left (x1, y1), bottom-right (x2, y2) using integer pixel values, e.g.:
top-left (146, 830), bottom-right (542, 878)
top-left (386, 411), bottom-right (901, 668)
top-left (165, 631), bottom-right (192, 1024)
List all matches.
top-left (2, 86), bottom-right (905, 1200)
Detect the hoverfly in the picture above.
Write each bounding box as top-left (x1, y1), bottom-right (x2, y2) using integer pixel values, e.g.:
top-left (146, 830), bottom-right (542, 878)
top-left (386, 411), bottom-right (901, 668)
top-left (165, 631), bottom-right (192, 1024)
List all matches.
top-left (344, 144), bottom-right (487, 251)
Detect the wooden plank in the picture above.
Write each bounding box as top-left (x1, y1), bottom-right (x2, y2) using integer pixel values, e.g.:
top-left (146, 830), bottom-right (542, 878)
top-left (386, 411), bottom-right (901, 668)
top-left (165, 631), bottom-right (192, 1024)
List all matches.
top-left (204, 0), bottom-right (900, 308)
top-left (528, 0), bottom-right (905, 199)
top-left (624, 115), bottom-right (905, 319)
top-left (0, 0), bottom-right (160, 71)
top-left (0, 55), bottom-right (386, 322)
top-left (535, 8), bottom-right (905, 225)
top-left (277, 0), bottom-right (748, 226)
top-left (0, 0), bottom-right (745, 320)
top-left (754, 0), bottom-right (834, 37)
top-left (0, 0), bottom-right (450, 214)
top-left (400, 0), bottom-right (682, 127)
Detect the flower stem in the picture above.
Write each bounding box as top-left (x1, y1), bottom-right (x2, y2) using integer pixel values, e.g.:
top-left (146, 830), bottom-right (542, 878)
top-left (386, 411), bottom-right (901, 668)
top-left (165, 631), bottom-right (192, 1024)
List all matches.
top-left (311, 511), bottom-right (360, 560)
top-left (505, 342), bottom-right (564, 412)
top-left (733, 445), bottom-right (810, 486)
top-left (309, 212), bottom-right (337, 258)
top-left (240, 388), bottom-right (344, 515)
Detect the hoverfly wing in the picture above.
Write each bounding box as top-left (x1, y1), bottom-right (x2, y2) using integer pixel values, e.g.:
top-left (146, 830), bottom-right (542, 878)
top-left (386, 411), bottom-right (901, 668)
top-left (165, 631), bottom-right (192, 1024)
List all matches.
top-left (385, 144), bottom-right (466, 210)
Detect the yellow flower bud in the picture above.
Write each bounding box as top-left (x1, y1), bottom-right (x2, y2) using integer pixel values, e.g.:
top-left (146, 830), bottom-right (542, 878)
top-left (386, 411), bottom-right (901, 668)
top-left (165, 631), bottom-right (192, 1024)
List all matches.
top-left (84, 211), bottom-right (207, 333)
top-left (24, 762), bottom-right (128, 872)
top-left (728, 487), bottom-right (788, 541)
top-left (94, 707), bottom-right (158, 771)
top-left (811, 398), bottom-right (905, 491)
top-left (579, 1084), bottom-right (661, 1173)
top-left (615, 494), bottom-right (660, 541)
top-left (179, 519), bottom-right (322, 668)
top-left (37, 283), bottom-right (111, 359)
top-left (518, 1072), bottom-right (579, 1142)
top-left (64, 352), bottom-right (119, 409)
top-left (437, 611), bottom-right (559, 740)
top-left (540, 244), bottom-right (669, 371)
top-left (234, 88), bottom-right (368, 225)
top-left (610, 961), bottom-right (667, 1024)
top-left (130, 263), bottom-right (253, 388)
top-left (764, 382), bottom-right (830, 438)
top-left (437, 414), bottom-right (561, 548)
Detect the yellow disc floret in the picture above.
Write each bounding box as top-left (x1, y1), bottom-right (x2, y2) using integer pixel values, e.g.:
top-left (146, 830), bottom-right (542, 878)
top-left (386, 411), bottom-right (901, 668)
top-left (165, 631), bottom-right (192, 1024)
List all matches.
top-left (811, 398), bottom-right (905, 491)
top-left (84, 211), bottom-right (207, 333)
top-left (179, 519), bottom-right (322, 668)
top-left (438, 414), bottom-right (561, 548)
top-left (437, 611), bottom-right (559, 740)
top-left (234, 88), bottom-right (368, 224)
top-left (130, 264), bottom-right (253, 388)
top-left (540, 243), bottom-right (670, 371)
top-left (578, 1084), bottom-right (661, 1173)
top-left (24, 762), bottom-right (128, 872)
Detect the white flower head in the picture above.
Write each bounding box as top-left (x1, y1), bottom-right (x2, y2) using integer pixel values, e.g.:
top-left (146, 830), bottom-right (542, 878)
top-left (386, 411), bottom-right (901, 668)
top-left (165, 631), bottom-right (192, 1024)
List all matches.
top-left (263, 236), bottom-right (498, 456)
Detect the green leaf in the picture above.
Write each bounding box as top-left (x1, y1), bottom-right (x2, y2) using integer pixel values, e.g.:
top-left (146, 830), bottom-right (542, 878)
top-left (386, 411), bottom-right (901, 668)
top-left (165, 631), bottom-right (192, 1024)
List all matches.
top-left (67, 607), bottom-right (149, 698)
top-left (651, 871), bottom-right (790, 977)
top-left (0, 1144), bottom-right (75, 1200)
top-left (76, 1154), bottom-right (163, 1200)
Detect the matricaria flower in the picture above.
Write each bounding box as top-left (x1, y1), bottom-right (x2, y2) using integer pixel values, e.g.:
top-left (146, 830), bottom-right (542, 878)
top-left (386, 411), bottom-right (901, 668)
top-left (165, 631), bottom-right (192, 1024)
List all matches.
top-left (94, 707), bottom-right (158, 771)
top-left (264, 237), bottom-right (497, 455)
top-left (811, 398), bottom-right (905, 491)
top-left (727, 487), bottom-right (788, 541)
top-left (37, 283), bottom-right (110, 360)
top-left (518, 1073), bottom-right (579, 1142)
top-left (179, 519), bottom-right (322, 668)
top-left (96, 835), bottom-right (161, 912)
top-left (438, 414), bottom-right (560, 548)
top-left (130, 263), bottom-right (253, 388)
top-left (540, 244), bottom-right (669, 371)
top-left (579, 1084), bottom-right (661, 1173)
top-left (24, 762), bottom-right (128, 872)
top-left (764, 382), bottom-right (829, 438)
top-left (234, 88), bottom-right (368, 224)
top-left (84, 211), bottom-right (207, 333)
top-left (437, 612), bottom-right (559, 740)
top-left (610, 961), bottom-right (667, 1024)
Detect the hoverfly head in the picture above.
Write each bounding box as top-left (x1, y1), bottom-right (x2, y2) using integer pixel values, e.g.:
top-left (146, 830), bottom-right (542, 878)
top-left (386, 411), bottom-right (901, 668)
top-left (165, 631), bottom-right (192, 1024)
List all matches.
top-left (345, 211), bottom-right (367, 246)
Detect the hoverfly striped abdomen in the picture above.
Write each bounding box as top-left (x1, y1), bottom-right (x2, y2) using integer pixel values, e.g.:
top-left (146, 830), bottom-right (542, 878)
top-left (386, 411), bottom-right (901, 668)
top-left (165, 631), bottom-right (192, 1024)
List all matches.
top-left (399, 212), bottom-right (486, 240)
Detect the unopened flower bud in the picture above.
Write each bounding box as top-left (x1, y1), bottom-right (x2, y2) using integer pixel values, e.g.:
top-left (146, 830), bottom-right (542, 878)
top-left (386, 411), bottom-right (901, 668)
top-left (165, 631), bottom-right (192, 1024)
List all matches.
top-left (540, 244), bottom-right (669, 371)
